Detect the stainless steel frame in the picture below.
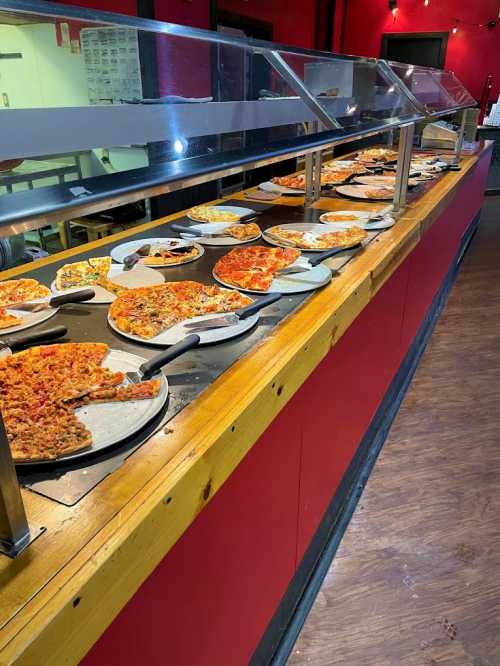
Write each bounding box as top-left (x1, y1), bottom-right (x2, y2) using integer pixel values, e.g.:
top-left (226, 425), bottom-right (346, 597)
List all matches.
top-left (453, 110), bottom-right (467, 166)
top-left (0, 414), bottom-right (31, 557)
top-left (393, 123), bottom-right (415, 213)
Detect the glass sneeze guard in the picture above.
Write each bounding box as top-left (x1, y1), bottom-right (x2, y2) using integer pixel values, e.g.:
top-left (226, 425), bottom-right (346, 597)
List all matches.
top-left (0, 0), bottom-right (475, 233)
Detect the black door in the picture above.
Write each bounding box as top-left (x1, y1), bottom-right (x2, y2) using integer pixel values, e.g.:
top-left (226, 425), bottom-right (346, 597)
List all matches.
top-left (381, 32), bottom-right (448, 68)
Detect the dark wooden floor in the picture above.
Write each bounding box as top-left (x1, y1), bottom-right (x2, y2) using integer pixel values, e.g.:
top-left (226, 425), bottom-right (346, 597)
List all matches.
top-left (288, 197), bottom-right (500, 666)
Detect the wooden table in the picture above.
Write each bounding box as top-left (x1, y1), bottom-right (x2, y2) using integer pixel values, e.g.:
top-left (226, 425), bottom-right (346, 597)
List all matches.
top-left (0, 143), bottom-right (493, 666)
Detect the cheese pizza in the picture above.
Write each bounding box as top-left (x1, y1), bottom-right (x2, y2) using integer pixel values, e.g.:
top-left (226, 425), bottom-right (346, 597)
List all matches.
top-left (109, 281), bottom-right (253, 340)
top-left (189, 206), bottom-right (241, 223)
top-left (0, 279), bottom-right (50, 307)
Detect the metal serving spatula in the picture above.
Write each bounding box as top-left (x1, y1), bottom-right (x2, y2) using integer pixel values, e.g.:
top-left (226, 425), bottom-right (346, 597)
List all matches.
top-left (8, 289), bottom-right (95, 312)
top-left (183, 293), bottom-right (281, 332)
top-left (0, 325), bottom-right (68, 357)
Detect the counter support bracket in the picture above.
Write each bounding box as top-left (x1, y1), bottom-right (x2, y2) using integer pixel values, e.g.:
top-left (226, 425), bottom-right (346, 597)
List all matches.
top-left (393, 123), bottom-right (415, 213)
top-left (0, 411), bottom-right (34, 558)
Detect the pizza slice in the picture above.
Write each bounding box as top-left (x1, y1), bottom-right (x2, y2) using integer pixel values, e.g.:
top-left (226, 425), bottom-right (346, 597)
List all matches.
top-left (0, 279), bottom-right (51, 307)
top-left (0, 308), bottom-right (23, 330)
top-left (55, 257), bottom-right (111, 290)
top-left (71, 379), bottom-right (161, 406)
top-left (224, 222), bottom-right (260, 241)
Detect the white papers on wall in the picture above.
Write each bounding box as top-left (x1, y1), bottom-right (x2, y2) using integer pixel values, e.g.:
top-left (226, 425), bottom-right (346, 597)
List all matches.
top-left (81, 27), bottom-right (142, 105)
top-left (484, 95), bottom-right (500, 127)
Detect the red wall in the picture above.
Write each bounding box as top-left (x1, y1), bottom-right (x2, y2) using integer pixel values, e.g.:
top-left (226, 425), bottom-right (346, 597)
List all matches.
top-left (53, 0), bottom-right (137, 15)
top-left (217, 0), bottom-right (317, 48)
top-left (341, 0), bottom-right (500, 101)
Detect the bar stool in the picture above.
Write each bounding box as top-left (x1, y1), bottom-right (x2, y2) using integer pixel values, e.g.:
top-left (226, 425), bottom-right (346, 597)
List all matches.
top-left (68, 218), bottom-right (121, 244)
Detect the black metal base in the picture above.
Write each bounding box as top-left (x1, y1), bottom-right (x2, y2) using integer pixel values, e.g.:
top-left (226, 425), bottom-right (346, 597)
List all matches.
top-left (250, 212), bottom-right (481, 666)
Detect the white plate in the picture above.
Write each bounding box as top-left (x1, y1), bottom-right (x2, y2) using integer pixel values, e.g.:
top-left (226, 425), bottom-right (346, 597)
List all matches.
top-left (336, 185), bottom-right (394, 201)
top-left (16, 348), bottom-right (169, 465)
top-left (187, 205), bottom-right (256, 223)
top-left (50, 265), bottom-right (164, 304)
top-left (0, 300), bottom-right (58, 335)
top-left (110, 238), bottom-right (204, 268)
top-left (263, 223), bottom-right (366, 252)
top-left (259, 180), bottom-right (304, 195)
top-left (213, 262), bottom-right (332, 295)
top-left (319, 210), bottom-right (370, 224)
top-left (180, 222), bottom-right (262, 247)
top-left (108, 310), bottom-right (260, 346)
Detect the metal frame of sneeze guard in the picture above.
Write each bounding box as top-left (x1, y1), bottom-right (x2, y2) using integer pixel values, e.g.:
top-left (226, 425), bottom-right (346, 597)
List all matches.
top-left (0, 0), bottom-right (430, 236)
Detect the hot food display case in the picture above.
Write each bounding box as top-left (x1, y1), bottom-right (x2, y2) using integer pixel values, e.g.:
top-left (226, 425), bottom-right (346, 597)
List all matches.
top-left (0, 1), bottom-right (490, 664)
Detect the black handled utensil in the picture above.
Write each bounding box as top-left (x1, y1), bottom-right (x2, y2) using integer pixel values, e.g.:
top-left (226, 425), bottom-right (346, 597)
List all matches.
top-left (9, 288), bottom-right (95, 312)
top-left (123, 243), bottom-right (151, 270)
top-left (183, 293), bottom-right (282, 331)
top-left (238, 212), bottom-right (259, 223)
top-left (277, 247), bottom-right (345, 275)
top-left (127, 333), bottom-right (201, 383)
top-left (0, 325), bottom-right (68, 356)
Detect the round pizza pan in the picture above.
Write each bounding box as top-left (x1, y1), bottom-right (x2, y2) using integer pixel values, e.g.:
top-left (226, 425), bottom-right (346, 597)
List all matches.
top-left (110, 238), bottom-right (204, 268)
top-left (50, 265), bottom-right (164, 304)
top-left (213, 264), bottom-right (332, 295)
top-left (15, 348), bottom-right (169, 466)
top-left (108, 310), bottom-right (260, 346)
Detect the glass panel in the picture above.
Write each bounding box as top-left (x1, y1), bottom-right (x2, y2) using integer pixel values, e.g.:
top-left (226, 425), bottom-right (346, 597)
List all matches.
top-left (387, 62), bottom-right (475, 115)
top-left (0, 12), bottom-right (310, 194)
top-left (275, 51), bottom-right (421, 133)
top-left (433, 69), bottom-right (477, 108)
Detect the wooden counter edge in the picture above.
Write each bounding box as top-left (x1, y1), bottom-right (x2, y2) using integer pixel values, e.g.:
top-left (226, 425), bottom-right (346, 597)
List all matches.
top-left (0, 146), bottom-right (491, 666)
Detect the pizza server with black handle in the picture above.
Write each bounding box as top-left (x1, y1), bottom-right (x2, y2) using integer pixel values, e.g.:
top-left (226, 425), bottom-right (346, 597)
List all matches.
top-left (0, 325), bottom-right (68, 357)
top-left (8, 288), bottom-right (95, 312)
top-left (277, 247), bottom-right (350, 275)
top-left (127, 333), bottom-right (201, 383)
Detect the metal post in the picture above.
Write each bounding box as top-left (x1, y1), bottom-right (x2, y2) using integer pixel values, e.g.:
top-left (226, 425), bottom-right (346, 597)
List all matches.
top-left (313, 149), bottom-right (322, 201)
top-left (304, 121), bottom-right (321, 206)
top-left (0, 410), bottom-right (31, 557)
top-left (392, 123), bottom-right (415, 214)
top-left (305, 152), bottom-right (314, 207)
top-left (453, 109), bottom-right (467, 167)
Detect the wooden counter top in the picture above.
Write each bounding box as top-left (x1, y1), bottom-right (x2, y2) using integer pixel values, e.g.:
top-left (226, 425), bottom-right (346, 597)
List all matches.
top-left (0, 144), bottom-right (492, 665)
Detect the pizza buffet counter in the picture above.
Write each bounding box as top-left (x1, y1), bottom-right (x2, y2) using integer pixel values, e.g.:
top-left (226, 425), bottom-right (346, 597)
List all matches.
top-left (0, 142), bottom-right (492, 666)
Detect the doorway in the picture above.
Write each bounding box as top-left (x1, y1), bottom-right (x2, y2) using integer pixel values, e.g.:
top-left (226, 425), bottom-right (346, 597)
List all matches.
top-left (380, 32), bottom-right (448, 68)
